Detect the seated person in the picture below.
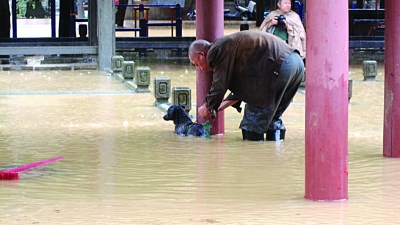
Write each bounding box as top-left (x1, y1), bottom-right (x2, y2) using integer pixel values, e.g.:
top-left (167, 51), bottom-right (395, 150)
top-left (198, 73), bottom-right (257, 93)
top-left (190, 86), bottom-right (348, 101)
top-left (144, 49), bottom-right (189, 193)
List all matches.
top-left (260, 0), bottom-right (306, 59)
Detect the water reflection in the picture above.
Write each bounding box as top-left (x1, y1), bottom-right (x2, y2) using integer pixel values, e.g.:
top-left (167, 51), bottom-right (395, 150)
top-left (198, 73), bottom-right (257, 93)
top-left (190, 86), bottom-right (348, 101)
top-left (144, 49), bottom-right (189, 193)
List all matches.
top-left (0, 61), bottom-right (400, 224)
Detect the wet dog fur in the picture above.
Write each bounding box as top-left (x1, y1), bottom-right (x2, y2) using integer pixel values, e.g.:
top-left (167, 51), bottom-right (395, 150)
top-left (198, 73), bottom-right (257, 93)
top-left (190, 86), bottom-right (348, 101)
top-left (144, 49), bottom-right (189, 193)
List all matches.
top-left (163, 104), bottom-right (205, 137)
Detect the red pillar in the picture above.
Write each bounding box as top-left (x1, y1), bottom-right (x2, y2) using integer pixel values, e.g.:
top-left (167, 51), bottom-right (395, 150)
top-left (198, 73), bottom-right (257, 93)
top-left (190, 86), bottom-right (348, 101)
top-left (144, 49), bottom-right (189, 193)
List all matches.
top-left (195, 0), bottom-right (224, 135)
top-left (304, 0), bottom-right (348, 201)
top-left (383, 0), bottom-right (400, 157)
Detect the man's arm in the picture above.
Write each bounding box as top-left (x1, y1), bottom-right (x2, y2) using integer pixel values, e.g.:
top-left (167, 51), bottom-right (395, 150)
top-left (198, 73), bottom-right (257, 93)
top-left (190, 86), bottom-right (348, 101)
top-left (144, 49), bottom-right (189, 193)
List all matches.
top-left (218, 99), bottom-right (239, 112)
top-left (198, 99), bottom-right (239, 118)
top-left (218, 92), bottom-right (242, 113)
top-left (260, 11), bottom-right (279, 32)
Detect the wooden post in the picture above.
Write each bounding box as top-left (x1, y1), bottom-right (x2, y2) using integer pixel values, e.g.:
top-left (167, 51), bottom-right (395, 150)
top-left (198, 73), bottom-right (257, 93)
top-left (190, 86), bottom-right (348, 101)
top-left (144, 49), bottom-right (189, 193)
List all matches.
top-left (97, 0), bottom-right (115, 71)
top-left (195, 0), bottom-right (225, 134)
top-left (305, 0), bottom-right (349, 201)
top-left (383, 0), bottom-right (400, 157)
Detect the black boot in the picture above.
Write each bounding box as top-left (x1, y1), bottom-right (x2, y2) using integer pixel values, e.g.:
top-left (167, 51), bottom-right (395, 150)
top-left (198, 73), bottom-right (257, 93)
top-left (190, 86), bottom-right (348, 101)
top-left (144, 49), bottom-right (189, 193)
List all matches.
top-left (242, 129), bottom-right (264, 141)
top-left (266, 129), bottom-right (286, 141)
top-left (266, 116), bottom-right (286, 141)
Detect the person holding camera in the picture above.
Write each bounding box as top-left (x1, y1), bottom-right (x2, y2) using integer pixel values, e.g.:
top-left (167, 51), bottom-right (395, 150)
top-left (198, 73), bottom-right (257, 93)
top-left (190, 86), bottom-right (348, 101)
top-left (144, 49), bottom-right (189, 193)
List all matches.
top-left (260, 0), bottom-right (306, 59)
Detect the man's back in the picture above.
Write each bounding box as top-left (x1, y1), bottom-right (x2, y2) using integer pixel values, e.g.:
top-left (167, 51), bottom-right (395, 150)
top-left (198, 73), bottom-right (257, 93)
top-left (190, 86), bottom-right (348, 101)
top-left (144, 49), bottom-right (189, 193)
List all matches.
top-left (206, 30), bottom-right (296, 109)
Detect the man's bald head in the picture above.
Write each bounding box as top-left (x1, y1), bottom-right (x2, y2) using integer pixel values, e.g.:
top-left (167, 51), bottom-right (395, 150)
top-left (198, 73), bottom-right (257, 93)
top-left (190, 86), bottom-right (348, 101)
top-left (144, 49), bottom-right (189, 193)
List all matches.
top-left (188, 39), bottom-right (213, 72)
top-left (188, 39), bottom-right (211, 59)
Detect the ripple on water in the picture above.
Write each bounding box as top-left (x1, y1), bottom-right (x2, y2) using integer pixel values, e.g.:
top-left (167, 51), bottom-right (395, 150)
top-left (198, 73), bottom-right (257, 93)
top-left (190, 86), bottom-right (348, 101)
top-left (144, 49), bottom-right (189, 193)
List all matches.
top-left (1, 64), bottom-right (400, 224)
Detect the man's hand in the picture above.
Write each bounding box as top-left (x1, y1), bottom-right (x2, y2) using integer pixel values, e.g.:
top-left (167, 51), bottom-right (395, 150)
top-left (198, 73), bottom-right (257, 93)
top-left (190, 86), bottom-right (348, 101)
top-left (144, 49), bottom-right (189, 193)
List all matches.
top-left (271, 17), bottom-right (278, 26)
top-left (198, 104), bottom-right (211, 118)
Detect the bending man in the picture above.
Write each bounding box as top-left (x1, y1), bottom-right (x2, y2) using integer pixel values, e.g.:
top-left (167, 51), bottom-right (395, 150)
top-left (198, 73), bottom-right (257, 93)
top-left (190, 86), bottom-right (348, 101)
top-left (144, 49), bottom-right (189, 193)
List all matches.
top-left (189, 30), bottom-right (304, 141)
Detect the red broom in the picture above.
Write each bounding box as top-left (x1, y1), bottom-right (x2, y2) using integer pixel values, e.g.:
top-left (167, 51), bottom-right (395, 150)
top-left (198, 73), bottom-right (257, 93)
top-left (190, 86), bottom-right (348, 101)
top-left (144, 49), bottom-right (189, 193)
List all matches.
top-left (0, 156), bottom-right (63, 180)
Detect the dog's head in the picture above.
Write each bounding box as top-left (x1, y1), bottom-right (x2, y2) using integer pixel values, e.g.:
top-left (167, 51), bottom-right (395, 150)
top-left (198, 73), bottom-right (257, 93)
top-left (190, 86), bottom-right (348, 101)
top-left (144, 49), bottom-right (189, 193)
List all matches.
top-left (163, 104), bottom-right (191, 125)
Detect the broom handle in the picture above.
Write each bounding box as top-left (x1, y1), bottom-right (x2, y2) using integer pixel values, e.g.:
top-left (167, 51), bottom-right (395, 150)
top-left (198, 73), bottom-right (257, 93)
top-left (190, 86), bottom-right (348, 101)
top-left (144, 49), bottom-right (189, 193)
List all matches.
top-left (6, 156), bottom-right (63, 173)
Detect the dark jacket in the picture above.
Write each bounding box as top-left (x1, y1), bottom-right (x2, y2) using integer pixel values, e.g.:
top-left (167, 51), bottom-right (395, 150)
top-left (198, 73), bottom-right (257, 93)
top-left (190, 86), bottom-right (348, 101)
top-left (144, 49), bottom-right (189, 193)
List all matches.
top-left (205, 30), bottom-right (295, 112)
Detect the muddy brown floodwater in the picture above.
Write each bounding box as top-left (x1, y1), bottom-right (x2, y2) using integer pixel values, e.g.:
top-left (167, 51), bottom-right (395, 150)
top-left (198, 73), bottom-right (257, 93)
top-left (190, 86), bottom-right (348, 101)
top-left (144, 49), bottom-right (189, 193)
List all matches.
top-left (1, 19), bottom-right (399, 225)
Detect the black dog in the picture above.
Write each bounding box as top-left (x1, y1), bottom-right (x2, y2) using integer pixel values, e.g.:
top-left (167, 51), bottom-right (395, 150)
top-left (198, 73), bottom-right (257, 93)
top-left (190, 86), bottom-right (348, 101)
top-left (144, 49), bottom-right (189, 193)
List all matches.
top-left (163, 104), bottom-right (206, 137)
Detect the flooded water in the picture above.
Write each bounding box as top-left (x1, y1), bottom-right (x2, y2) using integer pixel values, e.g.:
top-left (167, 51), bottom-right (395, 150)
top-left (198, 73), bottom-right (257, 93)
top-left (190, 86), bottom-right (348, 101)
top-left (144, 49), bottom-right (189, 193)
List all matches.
top-left (1, 59), bottom-right (400, 225)
top-left (2, 17), bottom-right (400, 224)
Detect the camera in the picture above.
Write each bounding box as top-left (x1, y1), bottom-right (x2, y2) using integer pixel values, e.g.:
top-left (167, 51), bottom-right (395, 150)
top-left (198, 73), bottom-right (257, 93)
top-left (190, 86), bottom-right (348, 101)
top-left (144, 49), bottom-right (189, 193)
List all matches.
top-left (275, 15), bottom-right (286, 29)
